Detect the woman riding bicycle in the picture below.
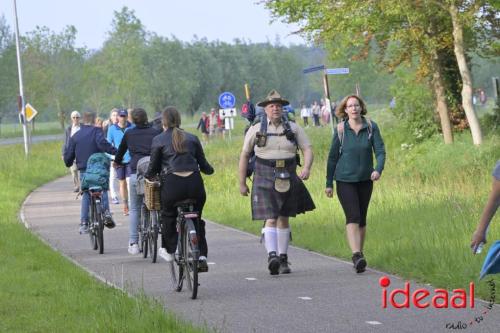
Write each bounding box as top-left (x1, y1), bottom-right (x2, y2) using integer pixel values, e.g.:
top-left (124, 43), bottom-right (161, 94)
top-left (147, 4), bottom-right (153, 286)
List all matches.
top-left (146, 106), bottom-right (214, 271)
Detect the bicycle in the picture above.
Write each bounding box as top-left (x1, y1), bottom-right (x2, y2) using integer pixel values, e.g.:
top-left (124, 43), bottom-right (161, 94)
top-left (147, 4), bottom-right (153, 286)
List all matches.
top-left (140, 179), bottom-right (161, 262)
top-left (87, 186), bottom-right (105, 254)
top-left (168, 199), bottom-right (200, 300)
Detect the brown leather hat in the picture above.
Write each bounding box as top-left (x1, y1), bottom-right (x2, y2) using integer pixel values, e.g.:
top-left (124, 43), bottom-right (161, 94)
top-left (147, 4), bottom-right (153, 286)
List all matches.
top-left (257, 90), bottom-right (290, 107)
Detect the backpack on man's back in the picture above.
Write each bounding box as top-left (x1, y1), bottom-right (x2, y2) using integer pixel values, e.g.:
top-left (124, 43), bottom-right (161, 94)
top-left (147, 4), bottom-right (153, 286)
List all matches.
top-left (81, 153), bottom-right (111, 190)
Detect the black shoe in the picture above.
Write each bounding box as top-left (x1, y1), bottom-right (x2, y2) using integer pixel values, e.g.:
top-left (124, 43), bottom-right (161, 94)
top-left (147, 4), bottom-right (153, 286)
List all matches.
top-left (103, 211), bottom-right (116, 229)
top-left (268, 251), bottom-right (280, 275)
top-left (198, 258), bottom-right (209, 273)
top-left (279, 254), bottom-right (291, 274)
top-left (352, 252), bottom-right (367, 273)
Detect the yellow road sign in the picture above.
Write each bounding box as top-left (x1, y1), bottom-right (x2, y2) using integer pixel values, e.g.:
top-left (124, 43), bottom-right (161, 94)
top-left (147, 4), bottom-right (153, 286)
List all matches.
top-left (25, 103), bottom-right (38, 122)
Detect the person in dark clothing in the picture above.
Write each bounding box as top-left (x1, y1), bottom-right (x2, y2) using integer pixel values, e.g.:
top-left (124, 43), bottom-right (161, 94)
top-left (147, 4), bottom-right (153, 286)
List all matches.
top-left (115, 108), bottom-right (162, 255)
top-left (64, 111), bottom-right (118, 234)
top-left (325, 95), bottom-right (386, 273)
top-left (196, 111), bottom-right (209, 143)
top-left (146, 106), bottom-right (214, 271)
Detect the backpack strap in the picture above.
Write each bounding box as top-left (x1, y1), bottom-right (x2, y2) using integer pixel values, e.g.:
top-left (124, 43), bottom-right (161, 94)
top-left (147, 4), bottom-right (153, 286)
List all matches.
top-left (337, 120), bottom-right (346, 155)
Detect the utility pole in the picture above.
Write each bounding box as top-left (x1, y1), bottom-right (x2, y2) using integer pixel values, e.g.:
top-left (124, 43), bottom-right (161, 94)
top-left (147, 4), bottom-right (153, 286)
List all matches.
top-left (13, 0), bottom-right (30, 156)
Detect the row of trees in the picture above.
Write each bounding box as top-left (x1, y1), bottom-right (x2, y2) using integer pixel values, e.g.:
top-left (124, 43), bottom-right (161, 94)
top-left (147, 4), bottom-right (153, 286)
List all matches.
top-left (265, 0), bottom-right (499, 144)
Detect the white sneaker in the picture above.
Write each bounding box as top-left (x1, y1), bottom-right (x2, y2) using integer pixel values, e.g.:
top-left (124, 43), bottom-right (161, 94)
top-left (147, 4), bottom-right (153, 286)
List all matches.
top-left (159, 248), bottom-right (174, 262)
top-left (128, 243), bottom-right (140, 255)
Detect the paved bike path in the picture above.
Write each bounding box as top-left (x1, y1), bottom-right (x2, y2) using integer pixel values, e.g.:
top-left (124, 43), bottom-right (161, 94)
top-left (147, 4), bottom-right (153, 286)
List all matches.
top-left (22, 176), bottom-right (499, 332)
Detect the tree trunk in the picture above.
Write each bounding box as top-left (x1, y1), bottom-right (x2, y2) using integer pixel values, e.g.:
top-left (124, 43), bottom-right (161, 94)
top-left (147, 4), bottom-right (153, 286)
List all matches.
top-left (432, 69), bottom-right (454, 144)
top-left (449, 4), bottom-right (483, 145)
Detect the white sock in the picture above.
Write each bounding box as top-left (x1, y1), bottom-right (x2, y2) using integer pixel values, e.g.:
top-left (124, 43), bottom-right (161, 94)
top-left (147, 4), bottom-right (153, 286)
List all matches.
top-left (277, 228), bottom-right (290, 255)
top-left (263, 227), bottom-right (278, 254)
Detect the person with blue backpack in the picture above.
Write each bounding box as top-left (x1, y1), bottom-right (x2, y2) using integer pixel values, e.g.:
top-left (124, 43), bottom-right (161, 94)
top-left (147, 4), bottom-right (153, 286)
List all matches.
top-left (325, 95), bottom-right (386, 273)
top-left (64, 111), bottom-right (118, 234)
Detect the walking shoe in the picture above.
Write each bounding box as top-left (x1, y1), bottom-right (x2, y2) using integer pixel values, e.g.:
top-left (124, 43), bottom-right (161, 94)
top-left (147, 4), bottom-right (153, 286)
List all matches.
top-left (352, 252), bottom-right (367, 273)
top-left (112, 197), bottom-right (119, 204)
top-left (103, 211), bottom-right (116, 229)
top-left (198, 256), bottom-right (209, 273)
top-left (128, 243), bottom-right (140, 255)
top-left (279, 254), bottom-right (291, 274)
top-left (123, 206), bottom-right (129, 216)
top-left (268, 251), bottom-right (280, 275)
top-left (159, 248), bottom-right (174, 262)
top-left (79, 222), bottom-right (89, 234)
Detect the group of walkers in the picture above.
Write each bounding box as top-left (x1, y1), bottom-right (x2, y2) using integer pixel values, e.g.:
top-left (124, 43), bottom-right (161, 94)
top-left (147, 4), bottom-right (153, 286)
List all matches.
top-left (62, 88), bottom-right (388, 276)
top-left (299, 100), bottom-right (334, 128)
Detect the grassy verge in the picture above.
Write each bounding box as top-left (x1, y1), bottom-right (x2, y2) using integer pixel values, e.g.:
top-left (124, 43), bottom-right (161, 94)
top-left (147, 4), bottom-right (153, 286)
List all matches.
top-left (0, 121), bottom-right (63, 139)
top-left (0, 142), bottom-right (203, 332)
top-left (201, 116), bottom-right (500, 300)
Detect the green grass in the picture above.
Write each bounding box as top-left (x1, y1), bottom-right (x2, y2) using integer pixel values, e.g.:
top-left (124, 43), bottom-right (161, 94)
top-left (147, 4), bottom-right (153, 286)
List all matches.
top-left (201, 116), bottom-right (500, 300)
top-left (0, 142), bottom-right (204, 332)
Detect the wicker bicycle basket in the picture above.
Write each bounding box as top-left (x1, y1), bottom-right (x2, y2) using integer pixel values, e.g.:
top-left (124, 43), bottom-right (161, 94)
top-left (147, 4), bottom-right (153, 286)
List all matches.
top-left (144, 178), bottom-right (161, 211)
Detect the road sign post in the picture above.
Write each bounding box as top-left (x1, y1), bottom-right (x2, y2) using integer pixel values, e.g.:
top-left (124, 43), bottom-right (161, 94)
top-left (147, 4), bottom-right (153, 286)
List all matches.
top-left (218, 92), bottom-right (236, 140)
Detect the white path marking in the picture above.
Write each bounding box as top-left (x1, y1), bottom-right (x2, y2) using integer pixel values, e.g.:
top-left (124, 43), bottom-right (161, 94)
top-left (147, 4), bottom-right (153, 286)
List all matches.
top-left (366, 321), bottom-right (382, 325)
top-left (298, 296), bottom-right (312, 300)
top-left (245, 277), bottom-right (257, 281)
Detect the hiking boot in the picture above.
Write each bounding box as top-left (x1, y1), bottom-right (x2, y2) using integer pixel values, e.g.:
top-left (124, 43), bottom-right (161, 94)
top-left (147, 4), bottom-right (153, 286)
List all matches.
top-left (79, 222), bottom-right (89, 234)
top-left (279, 254), bottom-right (291, 274)
top-left (103, 211), bottom-right (116, 229)
top-left (352, 252), bottom-right (367, 273)
top-left (268, 251), bottom-right (280, 275)
top-left (198, 256), bottom-right (209, 273)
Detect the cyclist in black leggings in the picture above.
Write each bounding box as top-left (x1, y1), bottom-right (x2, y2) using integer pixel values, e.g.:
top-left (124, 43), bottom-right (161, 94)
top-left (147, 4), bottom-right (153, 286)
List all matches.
top-left (325, 95), bottom-right (386, 273)
top-left (146, 107), bottom-right (214, 271)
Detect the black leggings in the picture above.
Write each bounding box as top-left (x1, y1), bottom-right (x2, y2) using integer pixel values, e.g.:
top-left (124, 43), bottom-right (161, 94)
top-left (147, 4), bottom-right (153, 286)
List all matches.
top-left (336, 180), bottom-right (373, 227)
top-left (160, 172), bottom-right (208, 256)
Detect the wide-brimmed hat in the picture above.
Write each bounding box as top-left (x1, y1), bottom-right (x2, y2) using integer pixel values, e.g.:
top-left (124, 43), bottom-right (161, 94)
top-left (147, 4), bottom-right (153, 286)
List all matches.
top-left (257, 90), bottom-right (290, 107)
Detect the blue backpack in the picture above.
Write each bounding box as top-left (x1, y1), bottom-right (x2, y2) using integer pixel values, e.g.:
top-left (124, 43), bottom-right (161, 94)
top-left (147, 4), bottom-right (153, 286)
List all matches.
top-left (81, 153), bottom-right (111, 190)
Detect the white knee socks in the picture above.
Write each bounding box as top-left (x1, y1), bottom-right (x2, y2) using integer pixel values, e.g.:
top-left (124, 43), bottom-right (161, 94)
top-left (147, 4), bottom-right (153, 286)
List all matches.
top-left (263, 227), bottom-right (277, 254)
top-left (277, 228), bottom-right (290, 255)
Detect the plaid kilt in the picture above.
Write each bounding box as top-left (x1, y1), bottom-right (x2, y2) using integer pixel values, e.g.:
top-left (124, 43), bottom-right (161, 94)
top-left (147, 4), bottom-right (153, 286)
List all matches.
top-left (251, 159), bottom-right (315, 220)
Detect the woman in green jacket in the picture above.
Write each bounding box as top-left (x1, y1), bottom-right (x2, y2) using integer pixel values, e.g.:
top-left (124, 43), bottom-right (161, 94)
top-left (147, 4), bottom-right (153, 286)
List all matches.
top-left (325, 95), bottom-right (386, 273)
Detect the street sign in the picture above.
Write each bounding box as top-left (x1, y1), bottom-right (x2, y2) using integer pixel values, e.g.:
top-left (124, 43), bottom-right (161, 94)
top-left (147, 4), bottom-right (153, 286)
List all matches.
top-left (303, 64), bottom-right (325, 74)
top-left (326, 68), bottom-right (350, 75)
top-left (25, 103), bottom-right (38, 122)
top-left (219, 108), bottom-right (237, 118)
top-left (218, 92), bottom-right (236, 109)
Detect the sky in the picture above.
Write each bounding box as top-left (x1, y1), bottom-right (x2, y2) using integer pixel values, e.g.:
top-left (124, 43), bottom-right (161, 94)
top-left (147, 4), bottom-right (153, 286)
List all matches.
top-left (1, 0), bottom-right (307, 49)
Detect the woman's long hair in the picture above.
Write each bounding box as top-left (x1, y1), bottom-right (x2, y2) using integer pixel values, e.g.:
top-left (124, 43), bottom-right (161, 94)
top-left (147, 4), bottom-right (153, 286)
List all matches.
top-left (336, 95), bottom-right (367, 119)
top-left (162, 106), bottom-right (186, 153)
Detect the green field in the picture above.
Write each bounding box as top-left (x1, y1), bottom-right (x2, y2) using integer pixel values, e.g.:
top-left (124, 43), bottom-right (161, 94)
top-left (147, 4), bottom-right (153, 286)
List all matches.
top-left (201, 114), bottom-right (500, 300)
top-left (0, 142), bottom-right (204, 332)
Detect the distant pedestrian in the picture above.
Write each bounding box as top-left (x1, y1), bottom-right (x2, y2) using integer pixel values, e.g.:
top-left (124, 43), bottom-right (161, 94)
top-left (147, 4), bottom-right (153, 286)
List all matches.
top-left (103, 108), bottom-right (120, 204)
top-left (325, 95), bottom-right (386, 273)
top-left (197, 111), bottom-right (209, 143)
top-left (311, 101), bottom-right (320, 126)
top-left (62, 110), bottom-right (82, 192)
top-left (300, 104), bottom-right (310, 127)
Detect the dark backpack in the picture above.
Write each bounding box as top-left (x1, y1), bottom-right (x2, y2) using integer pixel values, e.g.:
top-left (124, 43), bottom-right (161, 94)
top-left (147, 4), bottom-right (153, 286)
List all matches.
top-left (81, 153), bottom-right (111, 190)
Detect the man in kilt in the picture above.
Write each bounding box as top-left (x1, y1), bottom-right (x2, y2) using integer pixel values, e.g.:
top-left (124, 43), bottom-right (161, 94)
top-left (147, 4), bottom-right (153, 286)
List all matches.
top-left (238, 90), bottom-right (315, 275)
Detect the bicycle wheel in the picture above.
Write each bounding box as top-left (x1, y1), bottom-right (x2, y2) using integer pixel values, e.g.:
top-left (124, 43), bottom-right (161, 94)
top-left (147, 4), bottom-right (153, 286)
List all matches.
top-left (183, 218), bottom-right (199, 299)
top-left (89, 199), bottom-right (98, 250)
top-left (149, 210), bottom-right (159, 263)
top-left (140, 203), bottom-right (149, 258)
top-left (96, 201), bottom-right (104, 254)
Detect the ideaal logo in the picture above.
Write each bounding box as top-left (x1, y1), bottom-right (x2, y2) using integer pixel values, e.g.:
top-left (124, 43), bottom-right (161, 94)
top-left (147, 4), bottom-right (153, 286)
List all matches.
top-left (379, 276), bottom-right (496, 330)
top-left (379, 276), bottom-right (475, 309)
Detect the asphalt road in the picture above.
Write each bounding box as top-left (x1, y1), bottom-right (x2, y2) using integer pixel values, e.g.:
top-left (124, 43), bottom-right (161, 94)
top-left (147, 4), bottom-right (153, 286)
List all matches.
top-left (21, 176), bottom-right (500, 333)
top-left (0, 133), bottom-right (62, 146)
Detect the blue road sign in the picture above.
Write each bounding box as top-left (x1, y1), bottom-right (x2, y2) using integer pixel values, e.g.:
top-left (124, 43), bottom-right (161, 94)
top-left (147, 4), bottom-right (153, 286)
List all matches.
top-left (303, 64), bottom-right (325, 74)
top-left (219, 92), bottom-right (236, 109)
top-left (326, 68), bottom-right (350, 75)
